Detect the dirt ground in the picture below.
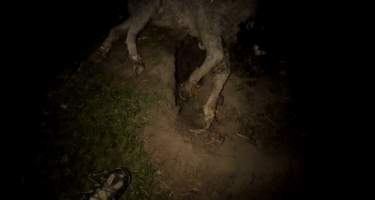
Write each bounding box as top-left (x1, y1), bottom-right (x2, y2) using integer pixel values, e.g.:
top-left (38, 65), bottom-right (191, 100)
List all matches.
top-left (93, 25), bottom-right (304, 200)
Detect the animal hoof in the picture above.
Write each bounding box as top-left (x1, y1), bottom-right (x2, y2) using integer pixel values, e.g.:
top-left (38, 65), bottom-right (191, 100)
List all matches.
top-left (178, 83), bottom-right (193, 101)
top-left (99, 45), bottom-right (111, 56)
top-left (188, 111), bottom-right (207, 130)
top-left (179, 82), bottom-right (201, 101)
top-left (192, 111), bottom-right (214, 130)
top-left (130, 55), bottom-right (145, 76)
top-left (133, 63), bottom-right (145, 76)
top-left (93, 45), bottom-right (110, 63)
top-left (129, 54), bottom-right (145, 76)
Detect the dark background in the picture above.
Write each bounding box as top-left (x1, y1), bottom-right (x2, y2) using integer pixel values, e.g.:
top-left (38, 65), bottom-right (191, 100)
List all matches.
top-left (6, 0), bottom-right (333, 199)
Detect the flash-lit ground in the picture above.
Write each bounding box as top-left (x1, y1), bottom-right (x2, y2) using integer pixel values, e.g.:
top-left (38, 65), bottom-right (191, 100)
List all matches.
top-left (31, 23), bottom-right (306, 200)
top-left (10, 1), bottom-right (315, 199)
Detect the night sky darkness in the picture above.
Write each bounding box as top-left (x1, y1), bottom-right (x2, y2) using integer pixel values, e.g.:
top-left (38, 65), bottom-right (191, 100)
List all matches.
top-left (7, 0), bottom-right (327, 199)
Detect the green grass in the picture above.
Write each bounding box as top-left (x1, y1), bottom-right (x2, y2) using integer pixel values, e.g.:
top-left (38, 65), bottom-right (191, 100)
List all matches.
top-left (40, 63), bottom-right (165, 200)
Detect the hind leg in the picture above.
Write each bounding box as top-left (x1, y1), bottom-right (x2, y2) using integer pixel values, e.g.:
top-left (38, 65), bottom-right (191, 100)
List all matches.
top-left (203, 61), bottom-right (230, 129)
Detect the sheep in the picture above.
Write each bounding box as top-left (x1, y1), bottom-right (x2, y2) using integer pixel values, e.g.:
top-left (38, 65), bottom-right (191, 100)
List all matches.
top-left (99, 0), bottom-right (258, 129)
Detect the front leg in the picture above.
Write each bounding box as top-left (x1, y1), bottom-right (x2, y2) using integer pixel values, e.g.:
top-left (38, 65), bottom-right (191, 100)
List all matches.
top-left (203, 61), bottom-right (230, 129)
top-left (101, 20), bottom-right (130, 55)
top-left (179, 34), bottom-right (224, 100)
top-left (125, 7), bottom-right (155, 75)
top-left (93, 20), bottom-right (130, 63)
top-left (126, 21), bottom-right (146, 76)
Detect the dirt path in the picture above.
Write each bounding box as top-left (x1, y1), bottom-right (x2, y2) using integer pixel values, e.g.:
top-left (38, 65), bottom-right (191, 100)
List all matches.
top-left (100, 26), bottom-right (302, 200)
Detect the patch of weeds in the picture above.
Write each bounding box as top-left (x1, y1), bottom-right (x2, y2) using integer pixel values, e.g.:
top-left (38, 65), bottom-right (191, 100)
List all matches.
top-left (38, 63), bottom-right (166, 200)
